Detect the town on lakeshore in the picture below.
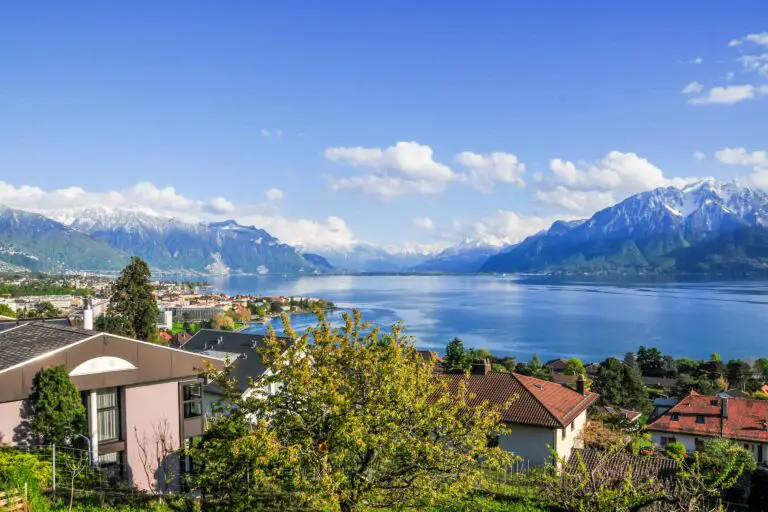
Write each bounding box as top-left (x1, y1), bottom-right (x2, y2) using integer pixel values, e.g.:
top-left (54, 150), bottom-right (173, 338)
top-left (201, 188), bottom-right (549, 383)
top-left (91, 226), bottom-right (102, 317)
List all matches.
top-left (1, 260), bottom-right (768, 511)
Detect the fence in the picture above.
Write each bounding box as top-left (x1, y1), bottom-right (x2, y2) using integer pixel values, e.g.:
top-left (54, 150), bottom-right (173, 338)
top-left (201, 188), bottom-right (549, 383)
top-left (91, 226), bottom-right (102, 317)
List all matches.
top-left (20, 445), bottom-right (155, 509)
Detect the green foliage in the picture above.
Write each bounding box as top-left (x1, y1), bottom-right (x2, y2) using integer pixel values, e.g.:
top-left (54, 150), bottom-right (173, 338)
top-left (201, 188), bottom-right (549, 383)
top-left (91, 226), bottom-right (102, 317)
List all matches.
top-left (196, 311), bottom-right (516, 511)
top-left (210, 313), bottom-right (236, 330)
top-left (664, 442), bottom-right (687, 459)
top-left (28, 366), bottom-right (86, 445)
top-left (0, 281), bottom-right (93, 298)
top-left (562, 357), bottom-right (585, 376)
top-left (0, 303), bottom-right (15, 317)
top-left (107, 256), bottom-right (159, 341)
top-left (636, 346), bottom-right (665, 377)
top-left (17, 300), bottom-right (62, 319)
top-left (592, 357), bottom-right (651, 415)
top-left (726, 359), bottom-right (753, 390)
top-left (445, 337), bottom-right (470, 370)
top-left (0, 447), bottom-right (52, 512)
top-left (94, 314), bottom-right (132, 336)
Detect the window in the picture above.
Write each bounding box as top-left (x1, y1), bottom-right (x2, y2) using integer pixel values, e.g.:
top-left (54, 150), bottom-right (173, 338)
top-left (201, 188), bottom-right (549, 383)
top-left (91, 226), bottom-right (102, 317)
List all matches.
top-left (561, 428), bottom-right (566, 440)
top-left (97, 388), bottom-right (120, 442)
top-left (671, 413), bottom-right (679, 421)
top-left (661, 436), bottom-right (676, 446)
top-left (695, 438), bottom-right (705, 451)
top-left (182, 382), bottom-right (203, 419)
top-left (97, 451), bottom-right (122, 481)
top-left (696, 415), bottom-right (705, 424)
top-left (570, 421), bottom-right (575, 432)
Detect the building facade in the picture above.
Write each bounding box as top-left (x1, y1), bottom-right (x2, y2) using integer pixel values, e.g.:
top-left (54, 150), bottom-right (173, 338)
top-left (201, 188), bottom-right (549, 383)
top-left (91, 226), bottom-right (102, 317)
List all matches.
top-left (0, 322), bottom-right (223, 491)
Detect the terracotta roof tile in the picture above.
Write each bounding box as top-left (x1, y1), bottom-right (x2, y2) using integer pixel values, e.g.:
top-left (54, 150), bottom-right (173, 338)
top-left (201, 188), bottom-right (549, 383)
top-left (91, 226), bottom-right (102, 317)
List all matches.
top-left (566, 449), bottom-right (678, 488)
top-left (647, 392), bottom-right (768, 443)
top-left (438, 371), bottom-right (598, 428)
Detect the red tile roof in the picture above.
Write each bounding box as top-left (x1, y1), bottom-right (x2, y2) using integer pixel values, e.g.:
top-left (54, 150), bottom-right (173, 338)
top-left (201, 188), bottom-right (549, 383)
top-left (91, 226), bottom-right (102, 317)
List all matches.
top-left (647, 392), bottom-right (768, 443)
top-left (438, 371), bottom-right (598, 428)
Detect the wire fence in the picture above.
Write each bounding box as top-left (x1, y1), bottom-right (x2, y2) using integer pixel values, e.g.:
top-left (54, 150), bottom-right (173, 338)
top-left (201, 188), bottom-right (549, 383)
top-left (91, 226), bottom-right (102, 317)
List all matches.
top-left (20, 444), bottom-right (157, 509)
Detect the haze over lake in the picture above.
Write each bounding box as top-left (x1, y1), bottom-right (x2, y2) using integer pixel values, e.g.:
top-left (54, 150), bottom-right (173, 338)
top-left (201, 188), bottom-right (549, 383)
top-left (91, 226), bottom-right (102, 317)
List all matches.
top-left (206, 275), bottom-right (768, 362)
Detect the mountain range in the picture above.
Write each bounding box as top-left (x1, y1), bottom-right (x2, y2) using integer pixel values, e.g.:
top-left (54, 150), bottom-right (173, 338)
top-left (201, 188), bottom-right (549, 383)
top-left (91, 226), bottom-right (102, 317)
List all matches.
top-left (3, 179), bottom-right (768, 275)
top-left (482, 180), bottom-right (768, 274)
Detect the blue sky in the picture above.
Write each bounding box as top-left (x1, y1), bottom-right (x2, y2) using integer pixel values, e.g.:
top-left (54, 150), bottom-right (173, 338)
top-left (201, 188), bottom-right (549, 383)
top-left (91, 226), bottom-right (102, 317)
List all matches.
top-left (1, 1), bottom-right (767, 250)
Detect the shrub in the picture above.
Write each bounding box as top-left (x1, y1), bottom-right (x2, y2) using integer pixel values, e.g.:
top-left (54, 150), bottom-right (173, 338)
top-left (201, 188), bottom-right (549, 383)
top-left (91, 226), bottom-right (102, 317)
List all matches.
top-left (664, 441), bottom-right (687, 459)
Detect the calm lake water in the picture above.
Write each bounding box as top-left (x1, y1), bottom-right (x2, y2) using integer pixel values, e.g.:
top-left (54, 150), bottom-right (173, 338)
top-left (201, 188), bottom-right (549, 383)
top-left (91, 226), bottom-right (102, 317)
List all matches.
top-left (204, 274), bottom-right (768, 362)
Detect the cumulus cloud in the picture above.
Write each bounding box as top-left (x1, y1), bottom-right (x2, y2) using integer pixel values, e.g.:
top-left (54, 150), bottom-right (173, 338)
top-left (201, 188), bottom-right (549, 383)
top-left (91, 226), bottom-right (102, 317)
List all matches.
top-left (681, 81), bottom-right (704, 94)
top-left (738, 53), bottom-right (768, 76)
top-left (534, 151), bottom-right (696, 214)
top-left (208, 197), bottom-right (235, 214)
top-left (714, 147), bottom-right (768, 190)
top-left (691, 57), bottom-right (704, 64)
top-left (452, 210), bottom-right (570, 246)
top-left (692, 151), bottom-right (707, 162)
top-left (454, 151), bottom-right (526, 192)
top-left (715, 147), bottom-right (768, 167)
top-left (0, 180), bottom-right (357, 250)
top-left (264, 188), bottom-right (284, 200)
top-left (325, 141), bottom-right (457, 198)
top-left (413, 217), bottom-right (434, 230)
top-left (730, 32), bottom-right (768, 47)
top-left (688, 84), bottom-right (768, 105)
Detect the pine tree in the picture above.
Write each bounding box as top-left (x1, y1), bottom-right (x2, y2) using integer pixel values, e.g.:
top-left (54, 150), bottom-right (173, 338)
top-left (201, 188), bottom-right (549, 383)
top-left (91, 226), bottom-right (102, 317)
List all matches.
top-left (106, 256), bottom-right (159, 341)
top-left (28, 365), bottom-right (86, 445)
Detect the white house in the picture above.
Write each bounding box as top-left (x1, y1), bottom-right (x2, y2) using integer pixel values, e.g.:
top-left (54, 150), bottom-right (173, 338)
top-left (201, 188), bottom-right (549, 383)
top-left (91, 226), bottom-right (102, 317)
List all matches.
top-left (439, 362), bottom-right (598, 466)
top-left (647, 391), bottom-right (768, 467)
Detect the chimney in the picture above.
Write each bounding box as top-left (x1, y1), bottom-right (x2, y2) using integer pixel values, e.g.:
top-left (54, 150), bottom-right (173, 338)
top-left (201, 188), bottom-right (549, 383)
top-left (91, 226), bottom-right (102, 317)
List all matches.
top-left (83, 296), bottom-right (94, 331)
top-left (721, 398), bottom-right (728, 419)
top-left (576, 374), bottom-right (586, 395)
top-left (471, 358), bottom-right (492, 375)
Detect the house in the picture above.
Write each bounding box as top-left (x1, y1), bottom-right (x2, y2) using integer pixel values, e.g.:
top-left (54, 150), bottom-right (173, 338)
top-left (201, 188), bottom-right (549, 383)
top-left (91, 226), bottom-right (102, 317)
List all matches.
top-left (641, 375), bottom-right (678, 390)
top-left (551, 373), bottom-right (578, 386)
top-left (156, 331), bottom-right (173, 344)
top-left (0, 320), bottom-right (222, 491)
top-left (180, 329), bottom-right (293, 414)
top-left (651, 397), bottom-right (679, 420)
top-left (584, 363), bottom-right (601, 376)
top-left (647, 391), bottom-right (768, 466)
top-left (437, 362), bottom-right (598, 466)
top-left (544, 358), bottom-right (568, 374)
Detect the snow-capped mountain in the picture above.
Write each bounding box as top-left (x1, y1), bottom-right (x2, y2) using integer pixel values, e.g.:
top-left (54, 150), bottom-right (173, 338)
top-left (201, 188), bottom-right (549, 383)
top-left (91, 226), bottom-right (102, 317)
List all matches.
top-left (481, 179), bottom-right (768, 273)
top-left (411, 239), bottom-right (504, 273)
top-left (45, 206), bottom-right (331, 274)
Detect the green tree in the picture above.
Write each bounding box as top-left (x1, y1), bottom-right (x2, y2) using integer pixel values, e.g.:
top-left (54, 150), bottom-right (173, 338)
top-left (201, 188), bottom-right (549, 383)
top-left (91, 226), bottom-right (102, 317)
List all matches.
top-left (636, 346), bottom-right (665, 377)
top-left (563, 357), bottom-right (586, 376)
top-left (445, 337), bottom-right (468, 369)
top-left (27, 366), bottom-right (86, 445)
top-left (106, 256), bottom-right (159, 341)
top-left (753, 358), bottom-right (768, 380)
top-left (196, 311), bottom-right (515, 512)
top-left (664, 441), bottom-right (687, 459)
top-left (211, 313), bottom-right (235, 331)
top-left (0, 303), bottom-right (15, 317)
top-left (94, 314), bottom-right (132, 336)
top-left (18, 301), bottom-right (62, 319)
top-left (726, 359), bottom-right (753, 390)
top-left (592, 357), bottom-right (651, 414)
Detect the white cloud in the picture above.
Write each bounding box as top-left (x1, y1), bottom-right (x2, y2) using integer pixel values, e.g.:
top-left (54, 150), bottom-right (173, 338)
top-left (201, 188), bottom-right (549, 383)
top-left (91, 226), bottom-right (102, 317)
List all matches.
top-left (454, 210), bottom-right (570, 246)
top-left (260, 129), bottom-right (271, 137)
top-left (715, 147), bottom-right (768, 167)
top-left (692, 151), bottom-right (707, 162)
top-left (730, 32), bottom-right (768, 47)
top-left (413, 217), bottom-right (434, 230)
top-left (208, 197), bottom-right (235, 214)
top-left (688, 84), bottom-right (768, 105)
top-left (535, 186), bottom-right (617, 214)
top-left (264, 188), bottom-right (284, 200)
top-left (454, 151), bottom-right (526, 192)
top-left (691, 57), bottom-right (703, 64)
top-left (738, 53), bottom-right (768, 75)
top-left (535, 151), bottom-right (697, 214)
top-left (726, 72), bottom-right (735, 81)
top-left (681, 81), bottom-right (704, 94)
top-left (325, 141), bottom-right (457, 198)
top-left (0, 180), bottom-right (357, 250)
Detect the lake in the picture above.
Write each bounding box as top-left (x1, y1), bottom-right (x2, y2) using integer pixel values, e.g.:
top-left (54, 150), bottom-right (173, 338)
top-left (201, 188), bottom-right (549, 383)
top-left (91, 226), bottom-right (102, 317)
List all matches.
top-left (204, 274), bottom-right (768, 362)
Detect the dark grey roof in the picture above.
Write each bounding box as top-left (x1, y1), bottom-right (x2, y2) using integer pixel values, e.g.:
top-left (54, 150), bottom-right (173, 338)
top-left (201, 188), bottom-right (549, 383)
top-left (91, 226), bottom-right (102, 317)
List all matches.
top-left (0, 322), bottom-right (99, 372)
top-left (566, 449), bottom-right (678, 488)
top-left (0, 317), bottom-right (73, 333)
top-left (181, 329), bottom-right (292, 393)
